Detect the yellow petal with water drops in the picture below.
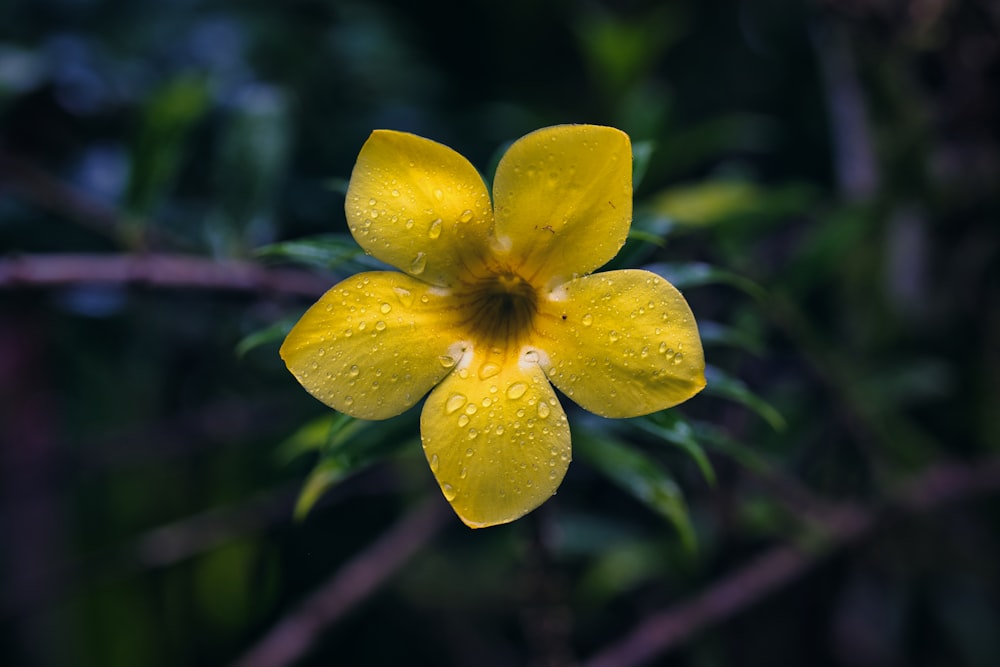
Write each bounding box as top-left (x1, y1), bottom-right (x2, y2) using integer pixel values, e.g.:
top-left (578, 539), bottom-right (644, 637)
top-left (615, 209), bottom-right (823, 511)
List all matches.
top-left (280, 271), bottom-right (466, 420)
top-left (420, 349), bottom-right (571, 528)
top-left (534, 269), bottom-right (705, 418)
top-left (346, 130), bottom-right (494, 287)
top-left (492, 125), bottom-right (632, 285)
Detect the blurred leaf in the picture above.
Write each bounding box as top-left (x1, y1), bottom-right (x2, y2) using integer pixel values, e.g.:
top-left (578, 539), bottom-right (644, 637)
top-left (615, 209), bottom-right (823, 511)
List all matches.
top-left (575, 6), bottom-right (684, 97)
top-left (632, 140), bottom-right (655, 190)
top-left (579, 539), bottom-right (673, 604)
top-left (698, 320), bottom-right (765, 355)
top-left (209, 85), bottom-right (292, 254)
top-left (630, 411), bottom-right (716, 486)
top-left (645, 261), bottom-right (767, 301)
top-left (704, 365), bottom-right (786, 431)
top-left (287, 413), bottom-right (415, 519)
top-left (656, 113), bottom-right (780, 177)
top-left (125, 75), bottom-right (211, 224)
top-left (255, 234), bottom-right (385, 272)
top-left (648, 179), bottom-right (814, 228)
top-left (575, 432), bottom-right (696, 552)
top-left (235, 315), bottom-right (298, 358)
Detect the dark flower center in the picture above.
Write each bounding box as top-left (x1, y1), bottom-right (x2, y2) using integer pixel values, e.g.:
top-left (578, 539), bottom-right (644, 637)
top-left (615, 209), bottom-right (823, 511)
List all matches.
top-left (457, 272), bottom-right (538, 348)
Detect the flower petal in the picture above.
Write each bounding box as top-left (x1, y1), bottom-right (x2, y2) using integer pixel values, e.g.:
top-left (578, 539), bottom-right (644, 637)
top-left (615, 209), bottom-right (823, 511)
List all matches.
top-left (280, 271), bottom-right (465, 420)
top-left (534, 269), bottom-right (706, 418)
top-left (346, 130), bottom-right (494, 286)
top-left (492, 125), bottom-right (632, 284)
top-left (420, 350), bottom-right (571, 528)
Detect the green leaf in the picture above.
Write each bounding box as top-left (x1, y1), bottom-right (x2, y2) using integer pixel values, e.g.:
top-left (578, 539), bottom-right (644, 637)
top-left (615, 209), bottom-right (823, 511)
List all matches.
top-left (704, 365), bottom-right (786, 431)
top-left (255, 234), bottom-right (385, 272)
top-left (645, 261), bottom-right (766, 301)
top-left (632, 140), bottom-right (655, 191)
top-left (698, 320), bottom-right (764, 355)
top-left (630, 411), bottom-right (716, 485)
top-left (235, 316), bottom-right (298, 358)
top-left (575, 432), bottom-right (696, 552)
top-left (286, 412), bottom-right (416, 519)
top-left (125, 76), bottom-right (211, 222)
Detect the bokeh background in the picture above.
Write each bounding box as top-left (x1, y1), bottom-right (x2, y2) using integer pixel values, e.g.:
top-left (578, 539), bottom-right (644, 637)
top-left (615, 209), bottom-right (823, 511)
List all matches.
top-left (2, 0), bottom-right (999, 666)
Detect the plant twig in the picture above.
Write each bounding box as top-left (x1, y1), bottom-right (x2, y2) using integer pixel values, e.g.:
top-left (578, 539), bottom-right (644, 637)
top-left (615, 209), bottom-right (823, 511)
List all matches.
top-left (231, 497), bottom-right (450, 667)
top-left (583, 457), bottom-right (1000, 667)
top-left (0, 253), bottom-right (330, 297)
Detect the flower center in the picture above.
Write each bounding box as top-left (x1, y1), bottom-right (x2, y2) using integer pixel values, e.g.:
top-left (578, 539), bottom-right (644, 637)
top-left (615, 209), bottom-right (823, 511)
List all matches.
top-left (457, 272), bottom-right (538, 348)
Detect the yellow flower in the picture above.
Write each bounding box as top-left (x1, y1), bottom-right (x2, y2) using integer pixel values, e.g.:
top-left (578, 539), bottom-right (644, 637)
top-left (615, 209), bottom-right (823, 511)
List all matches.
top-left (280, 125), bottom-right (705, 528)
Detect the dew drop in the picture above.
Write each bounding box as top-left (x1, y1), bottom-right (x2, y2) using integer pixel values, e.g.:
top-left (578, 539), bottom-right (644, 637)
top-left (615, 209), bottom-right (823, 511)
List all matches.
top-left (380, 302), bottom-right (392, 314)
top-left (658, 342), bottom-right (668, 354)
top-left (438, 355), bottom-right (456, 368)
top-left (581, 313), bottom-right (593, 327)
top-left (391, 189), bottom-right (400, 197)
top-left (506, 383), bottom-right (528, 400)
top-left (468, 428), bottom-right (478, 440)
top-left (465, 447), bottom-right (474, 457)
top-left (495, 425), bottom-right (505, 435)
top-left (409, 252), bottom-right (427, 275)
top-left (537, 402), bottom-right (551, 419)
top-left (428, 218), bottom-right (443, 239)
top-left (442, 483), bottom-right (456, 501)
top-left (459, 467), bottom-right (467, 479)
top-left (609, 330), bottom-right (620, 342)
top-left (673, 352), bottom-right (684, 364)
top-left (349, 365), bottom-right (360, 378)
top-left (458, 414), bottom-right (470, 427)
top-left (433, 188), bottom-right (444, 201)
top-left (459, 209), bottom-right (473, 223)
top-left (344, 395), bottom-right (354, 406)
top-left (375, 320), bottom-right (387, 332)
top-left (429, 454), bottom-right (440, 472)
top-left (479, 362), bottom-right (501, 379)
top-left (445, 394), bottom-right (467, 414)
top-left (405, 218), bottom-right (415, 230)
top-left (464, 404), bottom-right (477, 415)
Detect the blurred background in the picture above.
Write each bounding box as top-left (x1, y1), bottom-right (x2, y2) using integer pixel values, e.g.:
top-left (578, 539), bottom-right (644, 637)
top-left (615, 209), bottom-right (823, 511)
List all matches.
top-left (2, 0), bottom-right (999, 666)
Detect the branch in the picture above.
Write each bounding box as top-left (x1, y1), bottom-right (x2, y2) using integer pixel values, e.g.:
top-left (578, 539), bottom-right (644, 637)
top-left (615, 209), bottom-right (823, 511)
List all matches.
top-left (0, 253), bottom-right (329, 297)
top-left (231, 497), bottom-right (450, 667)
top-left (583, 457), bottom-right (1000, 667)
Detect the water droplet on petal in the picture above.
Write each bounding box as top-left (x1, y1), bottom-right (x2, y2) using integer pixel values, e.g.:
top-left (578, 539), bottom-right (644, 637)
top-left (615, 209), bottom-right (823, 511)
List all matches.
top-left (506, 383), bottom-right (528, 400)
top-left (439, 355), bottom-right (456, 368)
top-left (673, 352), bottom-right (684, 364)
top-left (465, 447), bottom-right (474, 457)
top-left (459, 209), bottom-right (473, 223)
top-left (609, 330), bottom-right (620, 342)
top-left (375, 320), bottom-right (387, 332)
top-left (445, 394), bottom-right (467, 414)
top-left (479, 362), bottom-right (501, 379)
top-left (537, 402), bottom-right (551, 419)
top-left (380, 302), bottom-right (391, 314)
top-left (457, 414), bottom-right (470, 427)
top-left (442, 483), bottom-right (456, 501)
top-left (433, 188), bottom-right (444, 201)
top-left (345, 395), bottom-right (354, 406)
top-left (468, 428), bottom-right (478, 439)
top-left (582, 313), bottom-right (593, 326)
top-left (428, 218), bottom-right (442, 239)
top-left (349, 365), bottom-right (360, 377)
top-left (410, 252), bottom-right (427, 275)
top-left (429, 454), bottom-right (440, 472)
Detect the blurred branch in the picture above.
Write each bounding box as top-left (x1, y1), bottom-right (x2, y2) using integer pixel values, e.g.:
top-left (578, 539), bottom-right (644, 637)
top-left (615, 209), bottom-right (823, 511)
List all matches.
top-left (583, 457), bottom-right (1000, 667)
top-left (0, 253), bottom-right (329, 297)
top-left (232, 497), bottom-right (450, 667)
top-left (0, 152), bottom-right (125, 242)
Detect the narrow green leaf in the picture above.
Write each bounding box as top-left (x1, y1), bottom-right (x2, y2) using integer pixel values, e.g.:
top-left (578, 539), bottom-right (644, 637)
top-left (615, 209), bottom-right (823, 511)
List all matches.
top-left (575, 432), bottom-right (696, 553)
top-left (235, 316), bottom-right (298, 358)
top-left (255, 234), bottom-right (385, 272)
top-left (631, 411), bottom-right (716, 485)
top-left (704, 365), bottom-right (786, 431)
